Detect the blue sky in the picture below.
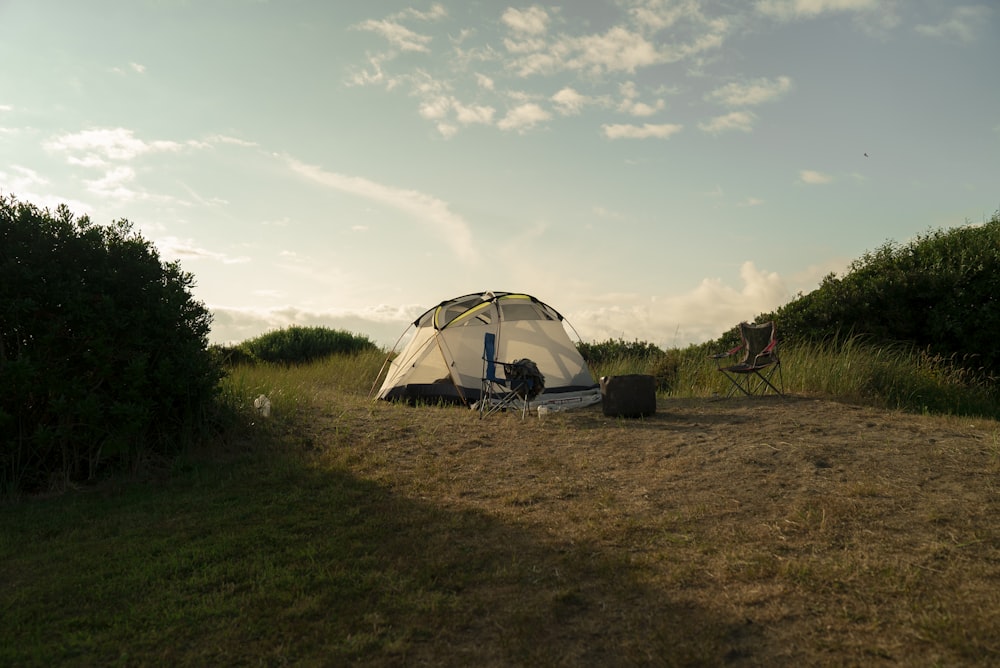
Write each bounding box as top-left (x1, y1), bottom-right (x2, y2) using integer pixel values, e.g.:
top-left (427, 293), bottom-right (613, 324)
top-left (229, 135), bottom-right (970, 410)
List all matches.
top-left (2, 1), bottom-right (997, 348)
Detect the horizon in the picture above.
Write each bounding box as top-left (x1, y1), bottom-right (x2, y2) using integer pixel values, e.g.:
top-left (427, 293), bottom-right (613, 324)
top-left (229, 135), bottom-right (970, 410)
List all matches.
top-left (2, 1), bottom-right (997, 350)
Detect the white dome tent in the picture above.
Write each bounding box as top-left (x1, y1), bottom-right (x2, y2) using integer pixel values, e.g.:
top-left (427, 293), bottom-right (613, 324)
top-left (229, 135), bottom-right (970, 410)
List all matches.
top-left (374, 291), bottom-right (601, 411)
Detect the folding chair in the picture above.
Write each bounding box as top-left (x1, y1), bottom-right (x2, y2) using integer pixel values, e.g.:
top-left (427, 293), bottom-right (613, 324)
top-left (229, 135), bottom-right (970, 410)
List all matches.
top-left (479, 332), bottom-right (543, 418)
top-left (711, 321), bottom-right (784, 397)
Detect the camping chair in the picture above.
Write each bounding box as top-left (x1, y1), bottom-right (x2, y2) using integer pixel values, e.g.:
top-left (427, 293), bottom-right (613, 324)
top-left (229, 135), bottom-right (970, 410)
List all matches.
top-left (480, 332), bottom-right (543, 418)
top-left (711, 321), bottom-right (784, 397)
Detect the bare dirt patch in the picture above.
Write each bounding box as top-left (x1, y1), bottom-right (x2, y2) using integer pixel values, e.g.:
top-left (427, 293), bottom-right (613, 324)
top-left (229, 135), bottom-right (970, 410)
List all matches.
top-left (307, 394), bottom-right (1000, 666)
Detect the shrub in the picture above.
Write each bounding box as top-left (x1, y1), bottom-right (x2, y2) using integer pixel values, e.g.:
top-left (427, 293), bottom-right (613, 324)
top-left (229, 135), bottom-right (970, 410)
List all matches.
top-left (236, 326), bottom-right (378, 365)
top-left (0, 195), bottom-right (220, 494)
top-left (577, 338), bottom-right (664, 365)
top-left (761, 211), bottom-right (1000, 377)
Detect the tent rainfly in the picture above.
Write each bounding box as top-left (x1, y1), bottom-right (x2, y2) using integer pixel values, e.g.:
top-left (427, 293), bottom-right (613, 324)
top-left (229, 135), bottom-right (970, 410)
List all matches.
top-left (375, 291), bottom-right (601, 410)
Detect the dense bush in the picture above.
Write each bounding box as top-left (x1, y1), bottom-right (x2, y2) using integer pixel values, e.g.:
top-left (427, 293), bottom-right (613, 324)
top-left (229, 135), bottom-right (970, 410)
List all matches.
top-left (733, 211), bottom-right (1000, 378)
top-left (0, 195), bottom-right (220, 494)
top-left (577, 337), bottom-right (664, 365)
top-left (225, 326), bottom-right (379, 365)
top-left (578, 338), bottom-right (680, 392)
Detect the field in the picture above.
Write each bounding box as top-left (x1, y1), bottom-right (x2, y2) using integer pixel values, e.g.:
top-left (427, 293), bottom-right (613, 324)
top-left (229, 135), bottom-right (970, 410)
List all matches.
top-left (2, 368), bottom-right (999, 665)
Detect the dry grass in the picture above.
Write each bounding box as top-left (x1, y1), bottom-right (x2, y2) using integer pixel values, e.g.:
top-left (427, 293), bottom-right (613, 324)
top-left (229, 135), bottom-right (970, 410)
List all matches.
top-left (303, 391), bottom-right (1000, 666)
top-left (3, 383), bottom-right (998, 666)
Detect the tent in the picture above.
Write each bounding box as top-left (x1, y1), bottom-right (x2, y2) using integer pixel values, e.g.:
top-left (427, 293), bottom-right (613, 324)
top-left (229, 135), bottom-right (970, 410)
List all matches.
top-left (374, 291), bottom-right (601, 410)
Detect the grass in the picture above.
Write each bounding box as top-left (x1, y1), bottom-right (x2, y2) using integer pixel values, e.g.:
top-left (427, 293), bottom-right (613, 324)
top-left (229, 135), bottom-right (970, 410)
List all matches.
top-left (2, 346), bottom-right (999, 665)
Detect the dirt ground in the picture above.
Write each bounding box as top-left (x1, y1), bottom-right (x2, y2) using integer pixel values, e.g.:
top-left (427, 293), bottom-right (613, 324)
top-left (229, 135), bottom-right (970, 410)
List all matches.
top-left (315, 393), bottom-right (1000, 665)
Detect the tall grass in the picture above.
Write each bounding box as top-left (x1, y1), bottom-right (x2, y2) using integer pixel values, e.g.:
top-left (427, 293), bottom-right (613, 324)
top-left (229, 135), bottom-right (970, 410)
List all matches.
top-left (588, 336), bottom-right (1000, 418)
top-left (218, 341), bottom-right (998, 421)
top-left (218, 349), bottom-right (387, 422)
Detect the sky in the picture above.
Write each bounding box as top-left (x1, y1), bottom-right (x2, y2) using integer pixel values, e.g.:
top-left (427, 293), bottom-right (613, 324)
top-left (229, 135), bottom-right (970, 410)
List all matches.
top-left (2, 0), bottom-right (998, 350)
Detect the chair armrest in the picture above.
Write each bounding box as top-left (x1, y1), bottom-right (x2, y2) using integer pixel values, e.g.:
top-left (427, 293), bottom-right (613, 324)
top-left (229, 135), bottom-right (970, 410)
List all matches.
top-left (710, 344), bottom-right (743, 359)
top-left (751, 340), bottom-right (778, 366)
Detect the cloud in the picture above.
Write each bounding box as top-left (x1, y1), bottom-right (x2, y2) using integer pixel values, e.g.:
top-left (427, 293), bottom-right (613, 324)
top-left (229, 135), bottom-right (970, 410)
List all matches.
top-left (207, 303), bottom-right (425, 347)
top-left (799, 169), bottom-right (833, 184)
top-left (354, 19), bottom-right (434, 52)
top-left (452, 100), bottom-right (495, 125)
top-left (1, 165), bottom-right (49, 191)
top-left (475, 73), bottom-right (495, 90)
top-left (551, 87), bottom-right (590, 115)
top-left (349, 4), bottom-right (726, 135)
top-left (699, 111), bottom-right (756, 134)
top-left (84, 165), bottom-right (138, 200)
top-left (707, 76), bottom-right (792, 106)
top-left (566, 27), bottom-right (666, 74)
top-left (570, 261), bottom-right (791, 347)
top-left (602, 123), bottom-right (683, 139)
top-left (390, 3), bottom-right (447, 22)
top-left (156, 236), bottom-right (250, 264)
top-left (285, 157), bottom-right (478, 264)
top-left (506, 22), bottom-right (713, 77)
top-left (915, 6), bottom-right (991, 43)
top-left (45, 127), bottom-right (182, 164)
top-left (498, 103), bottom-right (551, 132)
top-left (617, 81), bottom-right (665, 116)
top-left (501, 6), bottom-right (550, 35)
top-left (755, 0), bottom-right (880, 21)
top-left (629, 0), bottom-right (705, 32)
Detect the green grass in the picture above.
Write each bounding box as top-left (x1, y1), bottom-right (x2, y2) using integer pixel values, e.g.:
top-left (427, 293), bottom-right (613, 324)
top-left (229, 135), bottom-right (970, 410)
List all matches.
top-left (589, 336), bottom-right (1000, 418)
top-left (2, 343), bottom-right (999, 665)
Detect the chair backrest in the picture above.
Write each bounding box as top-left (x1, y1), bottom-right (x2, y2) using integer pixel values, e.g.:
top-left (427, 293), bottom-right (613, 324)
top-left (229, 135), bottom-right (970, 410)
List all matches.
top-left (739, 321), bottom-right (777, 363)
top-left (483, 332), bottom-right (503, 383)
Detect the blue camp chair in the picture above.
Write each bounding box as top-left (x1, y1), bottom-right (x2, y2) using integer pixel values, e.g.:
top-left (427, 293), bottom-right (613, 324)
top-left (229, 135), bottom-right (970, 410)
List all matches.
top-left (480, 332), bottom-right (543, 418)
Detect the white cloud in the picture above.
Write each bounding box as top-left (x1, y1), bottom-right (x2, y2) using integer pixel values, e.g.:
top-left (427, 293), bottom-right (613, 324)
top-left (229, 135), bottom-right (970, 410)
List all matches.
top-left (505, 25), bottom-right (689, 76)
top-left (551, 87), bottom-right (589, 115)
top-left (205, 134), bottom-right (258, 148)
top-left (568, 27), bottom-right (665, 74)
top-left (799, 169), bottom-right (833, 184)
top-left (475, 72), bottom-right (495, 90)
top-left (285, 157), bottom-right (479, 264)
top-left (45, 128), bottom-right (181, 164)
top-left (755, 0), bottom-right (879, 21)
top-left (699, 111), bottom-right (756, 134)
top-left (453, 100), bottom-right (495, 125)
top-left (707, 76), bottom-right (792, 106)
top-left (207, 303), bottom-right (425, 347)
top-left (570, 261), bottom-right (791, 347)
top-left (915, 6), bottom-right (991, 44)
top-left (498, 103), bottom-right (551, 132)
top-left (418, 95), bottom-right (451, 120)
top-left (617, 81), bottom-right (665, 116)
top-left (602, 122), bottom-right (683, 139)
top-left (390, 3), bottom-right (447, 22)
top-left (628, 0), bottom-right (704, 32)
top-left (501, 6), bottom-right (550, 36)
top-left (84, 166), bottom-right (138, 200)
top-left (156, 236), bottom-right (250, 265)
top-left (1, 165), bottom-right (49, 192)
top-left (354, 19), bottom-right (433, 52)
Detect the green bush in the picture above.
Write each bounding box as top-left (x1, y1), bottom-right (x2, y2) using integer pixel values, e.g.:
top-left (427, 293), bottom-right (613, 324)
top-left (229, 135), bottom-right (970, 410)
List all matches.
top-left (761, 211), bottom-right (1000, 377)
top-left (0, 195), bottom-right (220, 494)
top-left (235, 326), bottom-right (378, 365)
top-left (577, 337), bottom-right (664, 365)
